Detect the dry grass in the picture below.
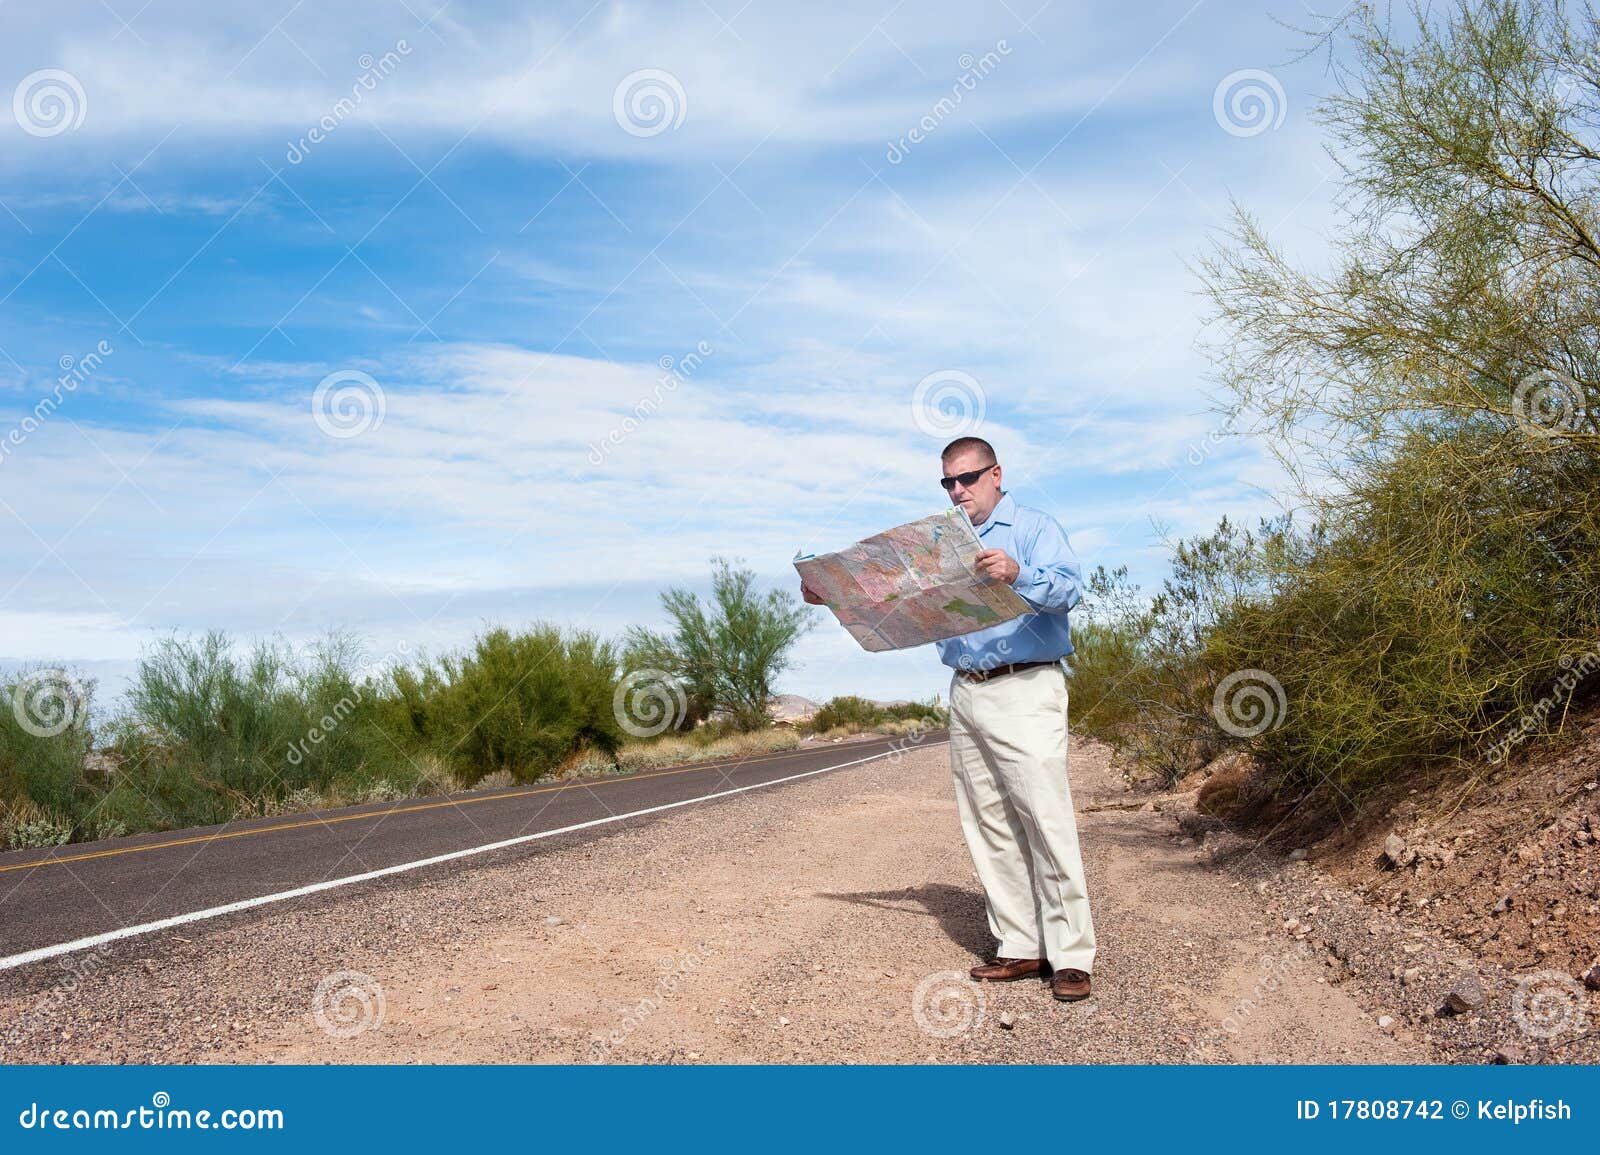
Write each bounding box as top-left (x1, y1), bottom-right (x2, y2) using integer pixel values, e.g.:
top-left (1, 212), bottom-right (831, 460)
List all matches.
top-left (567, 727), bottom-right (804, 777)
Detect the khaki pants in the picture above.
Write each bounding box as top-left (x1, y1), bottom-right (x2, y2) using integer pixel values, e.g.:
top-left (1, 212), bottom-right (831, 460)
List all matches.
top-left (947, 663), bottom-right (1096, 973)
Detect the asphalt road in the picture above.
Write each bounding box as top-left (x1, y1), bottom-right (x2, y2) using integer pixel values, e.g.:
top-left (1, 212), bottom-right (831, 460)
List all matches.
top-left (0, 732), bottom-right (945, 967)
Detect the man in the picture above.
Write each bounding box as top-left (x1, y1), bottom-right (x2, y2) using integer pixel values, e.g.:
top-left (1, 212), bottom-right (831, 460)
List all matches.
top-left (802, 437), bottom-right (1095, 1002)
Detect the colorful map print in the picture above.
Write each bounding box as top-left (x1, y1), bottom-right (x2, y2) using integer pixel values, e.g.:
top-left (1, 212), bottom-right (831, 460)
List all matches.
top-left (793, 507), bottom-right (1032, 652)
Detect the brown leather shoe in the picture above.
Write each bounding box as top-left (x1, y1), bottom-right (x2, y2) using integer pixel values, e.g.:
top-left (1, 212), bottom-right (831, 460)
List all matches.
top-left (969, 957), bottom-right (1047, 982)
top-left (1050, 968), bottom-right (1091, 1001)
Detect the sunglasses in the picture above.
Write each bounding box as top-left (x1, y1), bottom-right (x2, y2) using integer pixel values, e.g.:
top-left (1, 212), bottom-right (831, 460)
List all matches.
top-left (939, 464), bottom-right (996, 491)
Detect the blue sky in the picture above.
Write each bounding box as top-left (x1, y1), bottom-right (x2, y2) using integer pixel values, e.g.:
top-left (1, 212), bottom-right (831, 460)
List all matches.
top-left (0, 0), bottom-right (1349, 707)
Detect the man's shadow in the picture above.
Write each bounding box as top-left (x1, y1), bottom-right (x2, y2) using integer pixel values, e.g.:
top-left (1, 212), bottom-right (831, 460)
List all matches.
top-left (815, 883), bottom-right (992, 958)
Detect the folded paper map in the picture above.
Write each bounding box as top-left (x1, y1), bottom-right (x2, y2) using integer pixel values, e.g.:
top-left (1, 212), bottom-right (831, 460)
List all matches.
top-left (793, 508), bottom-right (1033, 652)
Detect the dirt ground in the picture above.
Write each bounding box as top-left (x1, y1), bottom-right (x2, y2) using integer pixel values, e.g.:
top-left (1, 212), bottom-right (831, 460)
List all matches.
top-left (1310, 713), bottom-right (1600, 987)
top-left (1171, 702), bottom-right (1600, 1065)
top-left (2, 735), bottom-right (1583, 1064)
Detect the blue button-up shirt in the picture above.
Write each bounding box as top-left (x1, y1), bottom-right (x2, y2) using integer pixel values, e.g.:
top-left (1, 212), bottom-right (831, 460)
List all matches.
top-left (935, 491), bottom-right (1082, 670)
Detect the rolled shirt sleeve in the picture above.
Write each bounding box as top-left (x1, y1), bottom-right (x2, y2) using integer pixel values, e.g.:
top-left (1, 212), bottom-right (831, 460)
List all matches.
top-left (1008, 513), bottom-right (1081, 614)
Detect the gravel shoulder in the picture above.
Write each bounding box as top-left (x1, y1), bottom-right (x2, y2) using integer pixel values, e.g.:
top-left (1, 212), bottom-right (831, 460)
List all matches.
top-left (0, 738), bottom-right (1452, 1064)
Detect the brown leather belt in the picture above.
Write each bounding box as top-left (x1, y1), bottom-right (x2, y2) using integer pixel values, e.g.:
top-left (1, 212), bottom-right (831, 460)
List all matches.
top-left (953, 659), bottom-right (1062, 683)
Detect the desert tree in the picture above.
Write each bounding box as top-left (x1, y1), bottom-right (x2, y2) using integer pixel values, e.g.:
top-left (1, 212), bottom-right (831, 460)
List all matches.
top-left (624, 557), bottom-right (815, 733)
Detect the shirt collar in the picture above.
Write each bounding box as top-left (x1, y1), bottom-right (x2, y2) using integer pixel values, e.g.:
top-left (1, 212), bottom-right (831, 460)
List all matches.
top-left (975, 490), bottom-right (1016, 533)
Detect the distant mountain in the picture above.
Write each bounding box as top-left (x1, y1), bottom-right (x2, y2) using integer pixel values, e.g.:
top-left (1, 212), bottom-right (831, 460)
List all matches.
top-left (768, 694), bottom-right (820, 723)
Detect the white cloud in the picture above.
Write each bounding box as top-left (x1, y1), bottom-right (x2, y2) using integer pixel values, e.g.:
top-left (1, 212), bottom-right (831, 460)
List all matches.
top-left (1, 1), bottom-right (1291, 163)
top-left (0, 335), bottom-right (1289, 699)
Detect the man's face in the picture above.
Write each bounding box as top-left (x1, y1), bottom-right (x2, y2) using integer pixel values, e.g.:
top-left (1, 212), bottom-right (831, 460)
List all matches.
top-left (941, 448), bottom-right (1002, 524)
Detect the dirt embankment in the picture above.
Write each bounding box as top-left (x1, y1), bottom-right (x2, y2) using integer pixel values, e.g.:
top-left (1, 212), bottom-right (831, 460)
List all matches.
top-left (1168, 709), bottom-right (1600, 1064)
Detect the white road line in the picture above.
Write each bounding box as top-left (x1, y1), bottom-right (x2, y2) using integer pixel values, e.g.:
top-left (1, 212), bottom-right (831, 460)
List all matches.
top-left (0, 745), bottom-right (919, 972)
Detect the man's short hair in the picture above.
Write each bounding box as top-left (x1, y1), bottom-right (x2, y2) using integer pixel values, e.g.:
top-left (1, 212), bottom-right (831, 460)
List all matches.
top-left (941, 436), bottom-right (996, 465)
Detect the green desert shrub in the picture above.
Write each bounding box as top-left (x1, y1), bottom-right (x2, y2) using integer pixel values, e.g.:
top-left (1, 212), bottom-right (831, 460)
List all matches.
top-left (380, 624), bottom-right (624, 785)
top-left (624, 557), bottom-right (813, 732)
top-left (808, 695), bottom-right (946, 734)
top-left (808, 696), bottom-right (881, 732)
top-left (0, 667), bottom-right (97, 838)
top-left (109, 631), bottom-right (410, 828)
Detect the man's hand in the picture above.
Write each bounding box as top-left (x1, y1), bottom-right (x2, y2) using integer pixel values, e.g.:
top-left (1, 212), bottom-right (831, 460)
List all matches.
top-left (975, 548), bottom-right (1020, 584)
top-left (800, 582), bottom-right (827, 606)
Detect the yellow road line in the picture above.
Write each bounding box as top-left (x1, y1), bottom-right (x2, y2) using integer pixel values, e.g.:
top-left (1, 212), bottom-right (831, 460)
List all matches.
top-left (0, 741), bottom-right (881, 875)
